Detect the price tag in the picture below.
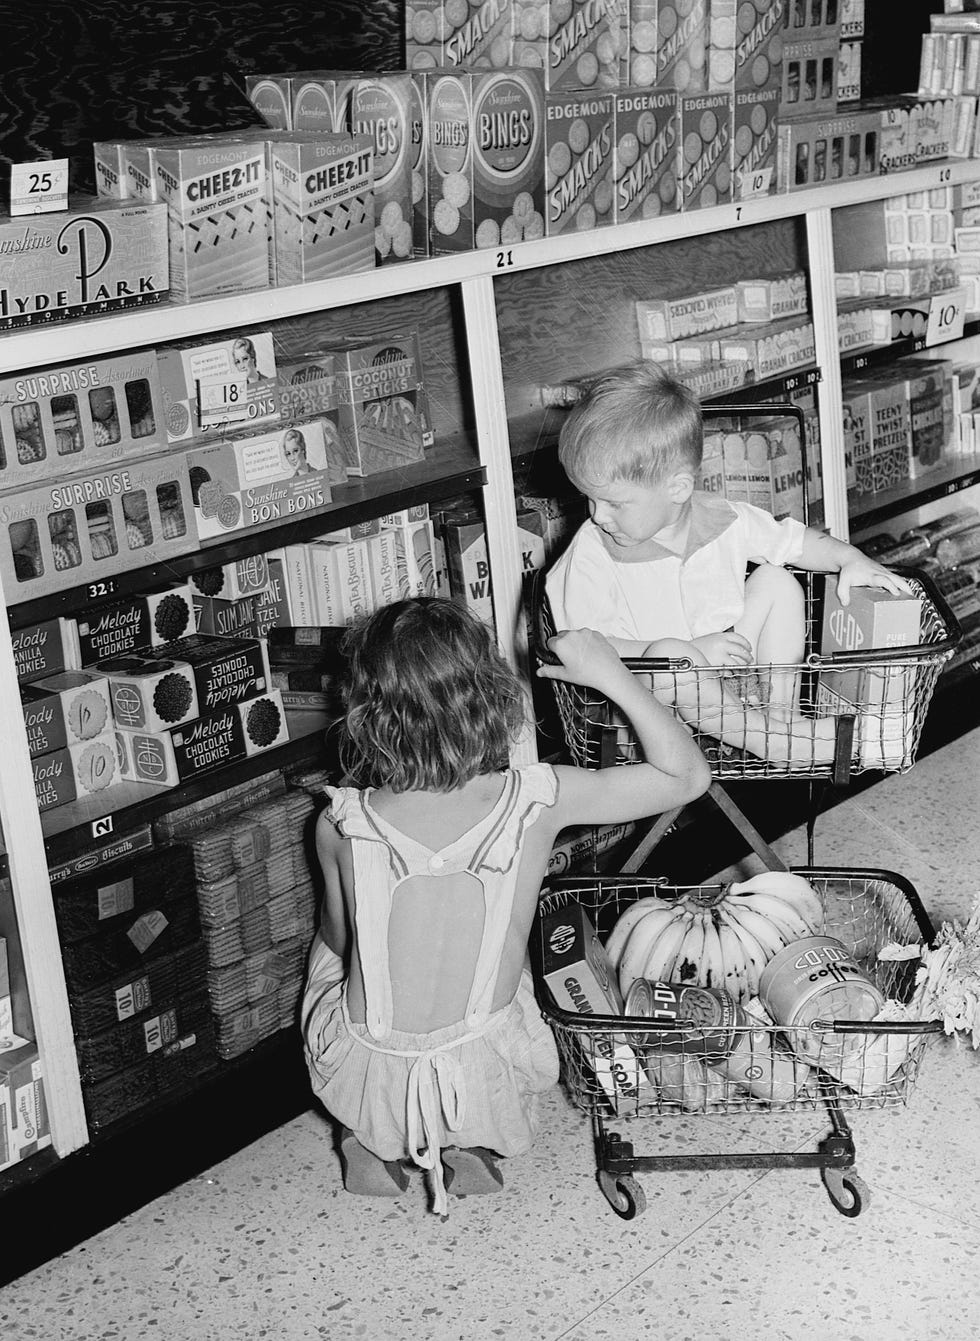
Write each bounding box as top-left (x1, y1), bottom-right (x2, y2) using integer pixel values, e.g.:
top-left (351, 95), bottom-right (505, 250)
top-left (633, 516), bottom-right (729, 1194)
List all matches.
top-left (926, 287), bottom-right (967, 346)
top-left (736, 166), bottom-right (773, 201)
top-left (9, 158), bottom-right (69, 215)
top-left (197, 374), bottom-right (249, 429)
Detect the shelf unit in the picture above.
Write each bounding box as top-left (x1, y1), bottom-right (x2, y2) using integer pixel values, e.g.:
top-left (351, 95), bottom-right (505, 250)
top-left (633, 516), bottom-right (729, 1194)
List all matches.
top-left (3, 157), bottom-right (980, 1187)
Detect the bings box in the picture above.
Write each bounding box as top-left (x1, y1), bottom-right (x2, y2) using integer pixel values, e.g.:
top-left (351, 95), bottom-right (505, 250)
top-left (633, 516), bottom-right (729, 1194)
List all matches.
top-left (545, 91), bottom-right (615, 236)
top-left (350, 74), bottom-right (415, 265)
top-left (471, 68), bottom-right (546, 250)
top-left (330, 333), bottom-right (433, 477)
top-left (156, 330), bottom-right (281, 444)
top-left (679, 90), bottom-right (732, 211)
top-left (245, 74), bottom-right (293, 130)
top-left (424, 72), bottom-right (476, 255)
top-left (269, 133), bottom-right (375, 283)
top-left (409, 74), bottom-right (429, 258)
top-left (613, 88), bottom-right (680, 224)
top-left (0, 351), bottom-right (166, 491)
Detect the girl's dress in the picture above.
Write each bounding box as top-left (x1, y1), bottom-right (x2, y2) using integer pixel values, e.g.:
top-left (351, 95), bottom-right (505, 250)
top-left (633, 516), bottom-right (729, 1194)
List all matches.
top-left (301, 764), bottom-right (561, 1213)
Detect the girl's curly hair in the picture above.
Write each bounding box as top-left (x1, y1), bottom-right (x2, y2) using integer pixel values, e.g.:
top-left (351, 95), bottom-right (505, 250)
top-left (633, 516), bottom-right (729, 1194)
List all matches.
top-left (338, 598), bottom-right (528, 791)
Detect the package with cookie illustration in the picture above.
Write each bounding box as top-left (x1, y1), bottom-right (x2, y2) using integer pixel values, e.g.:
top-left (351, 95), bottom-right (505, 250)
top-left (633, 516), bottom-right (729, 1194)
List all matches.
top-left (275, 353), bottom-right (348, 485)
top-left (329, 332), bottom-right (433, 477)
top-left (97, 655), bottom-right (200, 733)
top-left (31, 730), bottom-right (122, 812)
top-left (269, 132), bottom-right (374, 284)
top-left (12, 618), bottom-right (80, 684)
top-left (75, 585), bottom-right (196, 666)
top-left (544, 89), bottom-right (615, 237)
top-left (156, 331), bottom-right (281, 444)
top-left (0, 351), bottom-right (166, 491)
top-left (116, 691), bottom-right (289, 789)
top-left (186, 419), bottom-right (335, 543)
top-left (20, 669), bottom-right (114, 759)
top-left (189, 556), bottom-right (272, 602)
top-left (423, 71), bottom-right (475, 257)
top-left (145, 635), bottom-right (272, 712)
top-left (350, 73), bottom-right (414, 266)
top-left (1, 453), bottom-right (197, 602)
top-left (471, 68), bottom-right (545, 253)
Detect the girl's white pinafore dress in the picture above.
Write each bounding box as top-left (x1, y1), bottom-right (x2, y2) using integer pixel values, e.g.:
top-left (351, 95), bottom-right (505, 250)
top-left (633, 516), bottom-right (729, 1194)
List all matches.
top-left (301, 765), bottom-right (561, 1214)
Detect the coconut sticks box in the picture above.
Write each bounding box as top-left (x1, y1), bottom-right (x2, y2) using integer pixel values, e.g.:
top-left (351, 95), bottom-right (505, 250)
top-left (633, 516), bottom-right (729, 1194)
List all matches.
top-left (269, 134), bottom-right (374, 284)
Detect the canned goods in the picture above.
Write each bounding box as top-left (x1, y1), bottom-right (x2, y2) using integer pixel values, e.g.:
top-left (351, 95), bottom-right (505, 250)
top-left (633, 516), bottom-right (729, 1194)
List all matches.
top-left (623, 979), bottom-right (739, 1057)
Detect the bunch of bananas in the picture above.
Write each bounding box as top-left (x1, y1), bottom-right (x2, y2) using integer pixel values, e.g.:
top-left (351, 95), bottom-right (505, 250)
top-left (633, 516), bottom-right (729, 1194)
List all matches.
top-left (607, 872), bottom-right (824, 1006)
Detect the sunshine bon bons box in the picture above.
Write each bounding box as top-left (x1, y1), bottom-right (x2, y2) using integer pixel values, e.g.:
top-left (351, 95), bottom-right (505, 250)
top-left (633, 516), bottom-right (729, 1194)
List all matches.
top-left (269, 133), bottom-right (374, 283)
top-left (156, 331), bottom-right (281, 444)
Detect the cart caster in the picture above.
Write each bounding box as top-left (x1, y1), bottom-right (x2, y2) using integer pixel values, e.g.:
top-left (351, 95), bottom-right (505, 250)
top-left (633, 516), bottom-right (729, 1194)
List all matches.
top-left (598, 1171), bottom-right (647, 1220)
top-left (821, 1167), bottom-right (870, 1218)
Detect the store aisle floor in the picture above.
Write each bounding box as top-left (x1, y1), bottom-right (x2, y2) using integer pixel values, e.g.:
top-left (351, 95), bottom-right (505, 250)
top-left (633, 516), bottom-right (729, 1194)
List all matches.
top-left (2, 730), bottom-right (980, 1341)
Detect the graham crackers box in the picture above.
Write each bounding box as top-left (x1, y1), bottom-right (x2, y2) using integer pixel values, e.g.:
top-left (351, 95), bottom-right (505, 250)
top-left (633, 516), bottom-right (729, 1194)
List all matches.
top-left (270, 134), bottom-right (375, 283)
top-left (0, 350), bottom-right (166, 491)
top-left (614, 87), bottom-right (680, 224)
top-left (350, 73), bottom-right (415, 265)
top-left (156, 330), bottom-right (281, 444)
top-left (330, 333), bottom-right (432, 476)
top-left (471, 69), bottom-right (546, 249)
top-left (545, 90), bottom-right (615, 236)
top-left (679, 90), bottom-right (732, 211)
top-left (0, 198), bottom-right (168, 330)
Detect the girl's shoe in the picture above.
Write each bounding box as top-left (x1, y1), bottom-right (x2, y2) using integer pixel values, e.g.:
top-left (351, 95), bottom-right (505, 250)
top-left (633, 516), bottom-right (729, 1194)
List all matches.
top-left (339, 1128), bottom-right (411, 1196)
top-left (442, 1146), bottom-right (504, 1195)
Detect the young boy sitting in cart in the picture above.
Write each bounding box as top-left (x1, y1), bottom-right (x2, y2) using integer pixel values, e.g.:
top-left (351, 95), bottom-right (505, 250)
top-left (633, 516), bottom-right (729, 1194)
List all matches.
top-left (545, 362), bottom-right (913, 767)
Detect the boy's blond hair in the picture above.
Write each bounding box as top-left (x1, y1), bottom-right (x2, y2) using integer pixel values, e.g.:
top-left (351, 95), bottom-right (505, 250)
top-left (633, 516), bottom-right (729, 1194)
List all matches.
top-left (558, 362), bottom-right (703, 486)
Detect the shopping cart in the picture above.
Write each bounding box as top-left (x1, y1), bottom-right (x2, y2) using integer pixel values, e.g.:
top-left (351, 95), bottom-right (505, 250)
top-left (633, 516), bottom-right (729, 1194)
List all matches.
top-left (530, 403), bottom-right (961, 870)
top-left (533, 870), bottom-right (941, 1219)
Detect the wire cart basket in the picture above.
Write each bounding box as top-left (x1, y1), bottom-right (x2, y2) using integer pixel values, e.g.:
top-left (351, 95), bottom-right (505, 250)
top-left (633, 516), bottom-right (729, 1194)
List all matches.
top-left (531, 403), bottom-right (962, 870)
top-left (533, 870), bottom-right (941, 1219)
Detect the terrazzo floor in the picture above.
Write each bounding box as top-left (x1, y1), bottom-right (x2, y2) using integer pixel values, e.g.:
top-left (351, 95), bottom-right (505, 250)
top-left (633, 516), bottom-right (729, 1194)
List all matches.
top-left (2, 730), bottom-right (980, 1340)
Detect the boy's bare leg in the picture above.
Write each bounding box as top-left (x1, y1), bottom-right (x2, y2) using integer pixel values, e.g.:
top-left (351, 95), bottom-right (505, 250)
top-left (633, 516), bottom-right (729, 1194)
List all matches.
top-left (735, 564), bottom-right (806, 712)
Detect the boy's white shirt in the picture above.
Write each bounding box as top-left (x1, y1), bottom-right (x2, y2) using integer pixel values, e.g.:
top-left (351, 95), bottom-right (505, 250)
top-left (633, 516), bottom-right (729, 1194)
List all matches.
top-left (546, 492), bottom-right (807, 642)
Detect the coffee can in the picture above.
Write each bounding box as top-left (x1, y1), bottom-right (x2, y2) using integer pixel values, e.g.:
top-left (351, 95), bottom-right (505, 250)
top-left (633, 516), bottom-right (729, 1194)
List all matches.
top-left (623, 979), bottom-right (739, 1058)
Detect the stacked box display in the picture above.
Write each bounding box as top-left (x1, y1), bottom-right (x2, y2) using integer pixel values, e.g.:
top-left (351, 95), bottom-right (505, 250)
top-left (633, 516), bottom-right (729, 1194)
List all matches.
top-left (544, 91), bottom-right (616, 235)
top-left (269, 134), bottom-right (375, 283)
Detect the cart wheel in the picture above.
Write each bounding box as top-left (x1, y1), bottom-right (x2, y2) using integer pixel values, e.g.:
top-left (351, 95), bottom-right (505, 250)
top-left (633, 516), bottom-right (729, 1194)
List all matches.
top-left (598, 1171), bottom-right (647, 1220)
top-left (821, 1167), bottom-right (870, 1218)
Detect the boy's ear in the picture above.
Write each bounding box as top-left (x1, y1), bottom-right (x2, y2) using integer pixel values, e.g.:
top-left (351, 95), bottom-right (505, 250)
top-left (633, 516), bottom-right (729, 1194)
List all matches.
top-left (668, 469), bottom-right (696, 503)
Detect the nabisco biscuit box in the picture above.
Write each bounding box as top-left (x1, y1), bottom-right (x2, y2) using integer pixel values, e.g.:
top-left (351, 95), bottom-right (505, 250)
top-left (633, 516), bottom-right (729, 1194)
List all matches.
top-left (186, 419), bottom-right (334, 544)
top-left (471, 69), bottom-right (546, 250)
top-left (545, 91), bottom-right (615, 236)
top-left (156, 331), bottom-right (280, 443)
top-left (444, 0), bottom-right (516, 68)
top-left (245, 74), bottom-right (293, 130)
top-left (613, 88), bottom-right (680, 224)
top-left (679, 90), bottom-right (732, 210)
top-left (538, 900), bottom-right (654, 1110)
top-left (0, 198), bottom-right (168, 330)
top-left (330, 333), bottom-right (431, 476)
top-left (425, 71), bottom-right (475, 256)
top-left (515, 0), bottom-right (627, 92)
top-left (657, 0), bottom-right (708, 90)
top-left (733, 85), bottom-right (780, 199)
top-left (308, 539), bottom-right (372, 625)
top-left (270, 134), bottom-right (374, 284)
top-left (152, 138), bottom-right (271, 300)
top-left (21, 669), bottom-right (114, 759)
top-left (350, 74), bottom-right (414, 265)
top-left (0, 350), bottom-right (165, 491)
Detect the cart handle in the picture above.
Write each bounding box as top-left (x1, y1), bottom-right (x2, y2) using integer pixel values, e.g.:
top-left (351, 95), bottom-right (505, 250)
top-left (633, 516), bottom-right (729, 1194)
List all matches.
top-left (805, 565), bottom-right (962, 667)
top-left (808, 1018), bottom-right (943, 1035)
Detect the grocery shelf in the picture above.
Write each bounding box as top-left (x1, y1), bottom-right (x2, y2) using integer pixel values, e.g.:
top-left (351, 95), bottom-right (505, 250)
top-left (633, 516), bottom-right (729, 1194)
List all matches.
top-left (849, 452), bottom-right (980, 534)
top-left (840, 318), bottom-right (980, 378)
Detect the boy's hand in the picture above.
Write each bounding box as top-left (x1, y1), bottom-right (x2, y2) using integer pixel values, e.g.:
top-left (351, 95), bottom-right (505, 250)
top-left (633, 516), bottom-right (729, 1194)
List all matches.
top-left (836, 556), bottom-right (914, 606)
top-left (537, 628), bottom-right (630, 694)
top-left (692, 630), bottom-right (754, 667)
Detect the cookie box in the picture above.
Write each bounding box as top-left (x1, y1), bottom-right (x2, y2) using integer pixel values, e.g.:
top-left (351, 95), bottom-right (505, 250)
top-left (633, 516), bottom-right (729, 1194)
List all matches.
top-left (20, 669), bottom-right (114, 759)
top-left (59, 891), bottom-right (203, 991)
top-left (53, 844), bottom-right (196, 945)
top-left (156, 331), bottom-right (281, 444)
top-left (544, 90), bottom-right (615, 238)
top-left (75, 991), bottom-right (213, 1085)
top-left (275, 352), bottom-right (348, 484)
top-left (0, 197), bottom-right (168, 331)
top-left (146, 634), bottom-right (271, 713)
top-left (12, 617), bottom-right (80, 684)
top-left (329, 332), bottom-right (432, 477)
top-left (192, 591), bottom-right (267, 640)
top-left (0, 453), bottom-right (197, 603)
top-left (188, 555), bottom-right (272, 601)
top-left (31, 730), bottom-right (122, 813)
top-left (115, 690), bottom-right (289, 788)
top-left (0, 1042), bottom-right (50, 1169)
top-left (75, 584), bottom-right (196, 665)
top-left (350, 73), bottom-right (414, 266)
top-left (0, 350), bottom-right (166, 491)
top-left (269, 133), bottom-right (375, 283)
top-left (186, 419), bottom-right (335, 543)
top-left (470, 69), bottom-right (546, 253)
top-left (100, 635), bottom-right (271, 731)
top-left (67, 943), bottom-right (206, 1036)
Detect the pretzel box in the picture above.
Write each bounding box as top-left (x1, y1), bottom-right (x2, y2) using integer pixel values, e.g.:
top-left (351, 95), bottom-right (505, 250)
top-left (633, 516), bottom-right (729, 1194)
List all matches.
top-left (545, 91), bottom-right (615, 236)
top-left (614, 88), bottom-right (680, 224)
top-left (74, 585), bottom-right (196, 666)
top-left (330, 333), bottom-right (431, 477)
top-left (0, 197), bottom-right (168, 330)
top-left (350, 74), bottom-right (414, 265)
top-left (152, 138), bottom-right (272, 300)
top-left (115, 691), bottom-right (289, 789)
top-left (186, 419), bottom-right (335, 543)
top-left (156, 331), bottom-right (281, 443)
top-left (679, 90), bottom-right (732, 211)
top-left (270, 134), bottom-right (374, 284)
top-left (425, 71), bottom-right (476, 256)
top-left (0, 453), bottom-right (196, 603)
top-left (0, 351), bottom-right (166, 492)
top-left (471, 68), bottom-right (546, 251)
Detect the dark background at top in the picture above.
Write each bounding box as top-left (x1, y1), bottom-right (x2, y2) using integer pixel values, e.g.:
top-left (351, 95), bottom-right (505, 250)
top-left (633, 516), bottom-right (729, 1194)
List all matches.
top-left (0, 1), bottom-right (943, 197)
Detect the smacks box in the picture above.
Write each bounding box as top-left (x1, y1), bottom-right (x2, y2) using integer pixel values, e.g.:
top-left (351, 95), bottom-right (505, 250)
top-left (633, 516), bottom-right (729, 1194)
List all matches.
top-left (0, 350), bottom-right (166, 491)
top-left (156, 331), bottom-right (281, 444)
top-left (425, 72), bottom-right (476, 256)
top-left (152, 138), bottom-right (271, 300)
top-left (20, 669), bottom-right (114, 759)
top-left (350, 73), bottom-right (415, 265)
top-left (471, 68), bottom-right (546, 249)
top-left (0, 198), bottom-right (168, 330)
top-left (444, 0), bottom-right (516, 67)
top-left (330, 333), bottom-right (432, 476)
top-left (733, 85), bottom-right (781, 199)
top-left (116, 691), bottom-right (289, 789)
top-left (269, 134), bottom-right (375, 283)
top-left (513, 0), bottom-right (627, 92)
top-left (635, 286), bottom-right (737, 341)
top-left (614, 88), bottom-right (680, 224)
top-left (406, 0), bottom-right (443, 70)
top-left (12, 618), bottom-right (80, 684)
top-left (0, 453), bottom-right (196, 603)
top-left (734, 0), bottom-right (784, 89)
top-left (186, 419), bottom-right (335, 543)
top-left (31, 730), bottom-right (121, 812)
top-left (657, 0), bottom-right (708, 90)
top-left (679, 91), bottom-right (732, 211)
top-left (75, 585), bottom-right (196, 666)
top-left (544, 91), bottom-right (615, 236)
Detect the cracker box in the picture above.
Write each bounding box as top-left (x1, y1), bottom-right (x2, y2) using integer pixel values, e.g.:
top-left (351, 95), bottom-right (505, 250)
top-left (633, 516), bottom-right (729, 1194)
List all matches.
top-left (0, 197), bottom-right (168, 330)
top-left (734, 0), bottom-right (784, 89)
top-left (425, 72), bottom-right (476, 256)
top-left (614, 88), bottom-right (680, 224)
top-left (657, 0), bottom-right (708, 90)
top-left (186, 419), bottom-right (335, 543)
top-left (544, 91), bottom-right (615, 236)
top-left (819, 579), bottom-right (923, 712)
top-left (406, 0), bottom-right (443, 70)
top-left (780, 36), bottom-right (838, 116)
top-left (189, 556), bottom-right (271, 602)
top-left (0, 351), bottom-right (166, 491)
top-left (679, 90), bottom-right (732, 210)
top-left (97, 655), bottom-right (199, 733)
top-left (514, 0), bottom-right (627, 92)
top-left (115, 691), bottom-right (289, 789)
top-left (21, 669), bottom-right (114, 759)
top-left (12, 618), bottom-right (80, 684)
top-left (117, 141), bottom-right (158, 201)
top-left (330, 333), bottom-right (431, 476)
top-left (267, 545), bottom-right (317, 627)
top-left (628, 0), bottom-right (658, 87)
top-left (0, 453), bottom-right (197, 603)
top-left (635, 286), bottom-right (737, 342)
top-left (0, 1043), bottom-right (50, 1164)
top-left (736, 270), bottom-right (807, 323)
top-left (290, 75), bottom-right (339, 133)
top-left (733, 85), bottom-right (781, 199)
top-left (390, 517), bottom-right (438, 597)
top-left (409, 73), bottom-right (429, 259)
top-left (471, 68), bottom-right (546, 250)
top-left (445, 0), bottom-right (516, 67)
top-left (245, 74), bottom-right (293, 130)
top-left (716, 315), bottom-right (815, 380)
top-left (75, 585), bottom-right (196, 666)
top-left (308, 539), bottom-right (372, 625)
top-left (156, 331), bottom-right (281, 444)
top-left (31, 729), bottom-right (121, 812)
top-left (364, 529), bottom-right (403, 609)
top-left (269, 133), bottom-right (374, 283)
top-left (152, 138), bottom-right (271, 300)
top-left (351, 74), bottom-right (415, 265)
top-left (274, 353), bottom-right (348, 484)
